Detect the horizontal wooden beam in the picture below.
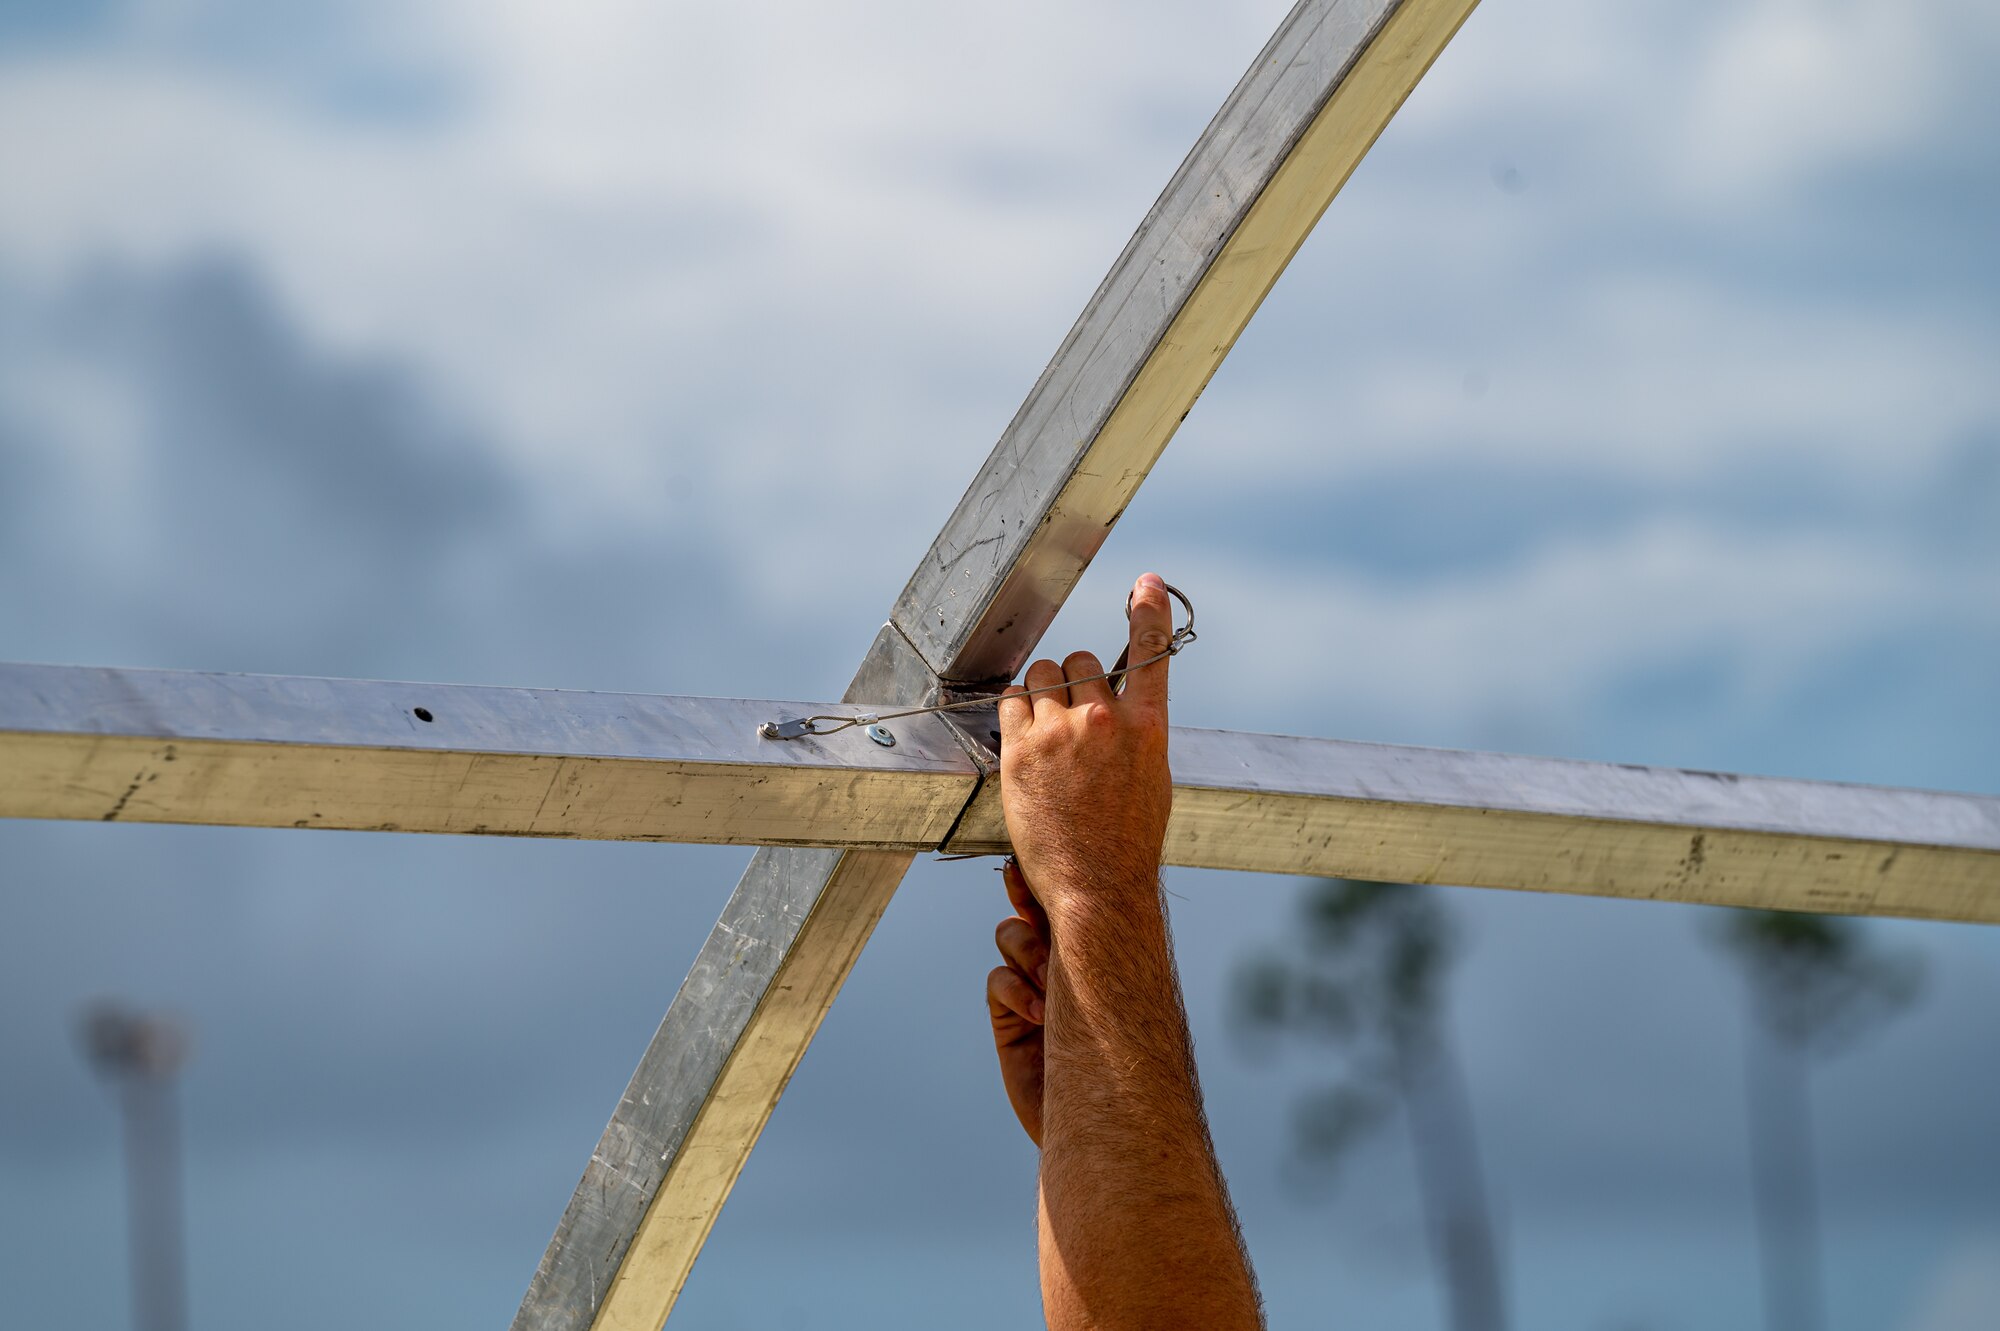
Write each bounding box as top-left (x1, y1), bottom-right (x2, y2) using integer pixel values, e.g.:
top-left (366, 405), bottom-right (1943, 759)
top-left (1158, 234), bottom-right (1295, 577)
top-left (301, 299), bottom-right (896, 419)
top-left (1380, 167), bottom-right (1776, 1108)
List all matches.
top-left (0, 663), bottom-right (980, 848)
top-left (9, 662), bottom-right (1995, 923)
top-left (943, 726), bottom-right (2000, 923)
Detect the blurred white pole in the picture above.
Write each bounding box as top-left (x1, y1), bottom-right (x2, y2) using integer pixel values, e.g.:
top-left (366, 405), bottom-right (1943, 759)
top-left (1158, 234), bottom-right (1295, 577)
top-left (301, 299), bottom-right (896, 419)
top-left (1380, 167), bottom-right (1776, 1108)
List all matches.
top-left (81, 1006), bottom-right (191, 1331)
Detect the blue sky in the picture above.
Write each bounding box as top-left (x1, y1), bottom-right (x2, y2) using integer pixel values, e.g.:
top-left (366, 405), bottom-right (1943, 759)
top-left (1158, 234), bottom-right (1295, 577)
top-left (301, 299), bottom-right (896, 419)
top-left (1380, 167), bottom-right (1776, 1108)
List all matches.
top-left (1, 1), bottom-right (1997, 1328)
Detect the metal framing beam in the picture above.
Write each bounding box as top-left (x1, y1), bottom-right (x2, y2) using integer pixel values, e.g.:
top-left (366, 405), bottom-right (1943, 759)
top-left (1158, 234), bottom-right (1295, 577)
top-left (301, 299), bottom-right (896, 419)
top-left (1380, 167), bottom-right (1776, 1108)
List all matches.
top-left (0, 663), bottom-right (979, 846)
top-left (515, 842), bottom-right (911, 1329)
top-left (26, 0), bottom-right (1980, 1323)
top-left (11, 655), bottom-right (1984, 923)
top-left (8, 663), bottom-right (1994, 925)
top-left (947, 727), bottom-right (2000, 923)
top-left (894, 0), bottom-right (1482, 685)
top-left (0, 0), bottom-right (1985, 1322)
top-left (509, 626), bottom-right (935, 1330)
top-left (513, 1), bottom-right (1486, 1324)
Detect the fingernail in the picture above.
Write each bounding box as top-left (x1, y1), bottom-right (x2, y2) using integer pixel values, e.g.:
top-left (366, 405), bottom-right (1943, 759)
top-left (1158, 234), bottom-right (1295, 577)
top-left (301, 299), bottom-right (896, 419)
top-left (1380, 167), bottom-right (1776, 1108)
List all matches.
top-left (1029, 997), bottom-right (1045, 1022)
top-left (1139, 572), bottom-right (1164, 590)
top-left (1035, 963), bottom-right (1048, 987)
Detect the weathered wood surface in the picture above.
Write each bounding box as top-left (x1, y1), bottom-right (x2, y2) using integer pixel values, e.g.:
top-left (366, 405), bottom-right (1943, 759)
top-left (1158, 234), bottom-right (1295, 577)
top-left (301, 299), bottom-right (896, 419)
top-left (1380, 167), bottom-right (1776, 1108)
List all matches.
top-left (9, 662), bottom-right (1993, 924)
top-left (945, 728), bottom-right (2000, 923)
top-left (892, 0), bottom-right (1482, 685)
top-left (0, 663), bottom-right (979, 847)
top-left (519, 0), bottom-right (1487, 1323)
top-left (508, 625), bottom-right (941, 1331)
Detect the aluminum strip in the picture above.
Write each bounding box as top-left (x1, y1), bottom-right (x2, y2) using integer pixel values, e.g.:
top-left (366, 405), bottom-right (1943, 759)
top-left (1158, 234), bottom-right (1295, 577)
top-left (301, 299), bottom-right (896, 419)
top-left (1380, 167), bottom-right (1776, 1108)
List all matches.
top-left (0, 662), bottom-right (979, 848)
top-left (511, 627), bottom-right (947, 1331)
top-left (942, 728), bottom-right (2000, 923)
top-left (521, 0), bottom-right (1484, 1322)
top-left (892, 0), bottom-right (1481, 684)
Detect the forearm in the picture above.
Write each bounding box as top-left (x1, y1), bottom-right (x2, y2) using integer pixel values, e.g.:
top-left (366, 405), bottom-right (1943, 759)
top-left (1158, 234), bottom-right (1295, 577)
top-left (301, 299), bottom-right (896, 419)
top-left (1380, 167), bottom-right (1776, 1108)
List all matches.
top-left (1036, 876), bottom-right (1261, 1331)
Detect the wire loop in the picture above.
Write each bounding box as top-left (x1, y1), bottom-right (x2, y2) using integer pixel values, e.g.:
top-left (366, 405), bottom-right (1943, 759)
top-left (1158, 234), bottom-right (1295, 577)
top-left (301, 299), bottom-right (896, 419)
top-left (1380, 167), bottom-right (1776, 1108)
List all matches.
top-left (757, 582), bottom-right (1196, 742)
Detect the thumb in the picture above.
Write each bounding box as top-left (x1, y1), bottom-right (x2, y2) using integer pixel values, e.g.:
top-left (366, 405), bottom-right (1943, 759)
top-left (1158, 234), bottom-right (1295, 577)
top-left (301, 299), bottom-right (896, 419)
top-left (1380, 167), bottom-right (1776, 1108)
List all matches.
top-left (1122, 572), bottom-right (1173, 706)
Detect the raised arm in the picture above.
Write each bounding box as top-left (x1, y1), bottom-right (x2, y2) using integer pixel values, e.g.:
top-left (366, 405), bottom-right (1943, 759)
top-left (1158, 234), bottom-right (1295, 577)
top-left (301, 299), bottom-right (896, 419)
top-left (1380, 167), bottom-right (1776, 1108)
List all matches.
top-left (987, 572), bottom-right (1263, 1331)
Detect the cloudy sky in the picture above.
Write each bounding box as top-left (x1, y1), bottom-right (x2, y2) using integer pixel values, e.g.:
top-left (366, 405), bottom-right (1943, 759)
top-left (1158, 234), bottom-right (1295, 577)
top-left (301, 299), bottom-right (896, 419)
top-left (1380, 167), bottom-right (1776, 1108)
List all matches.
top-left (2, 0), bottom-right (1996, 1327)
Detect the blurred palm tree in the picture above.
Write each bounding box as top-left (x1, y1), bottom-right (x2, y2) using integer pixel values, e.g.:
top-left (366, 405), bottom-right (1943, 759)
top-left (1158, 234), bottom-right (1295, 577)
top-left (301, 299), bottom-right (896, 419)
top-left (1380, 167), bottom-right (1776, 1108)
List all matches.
top-left (1234, 879), bottom-right (1505, 1331)
top-left (1710, 911), bottom-right (1921, 1331)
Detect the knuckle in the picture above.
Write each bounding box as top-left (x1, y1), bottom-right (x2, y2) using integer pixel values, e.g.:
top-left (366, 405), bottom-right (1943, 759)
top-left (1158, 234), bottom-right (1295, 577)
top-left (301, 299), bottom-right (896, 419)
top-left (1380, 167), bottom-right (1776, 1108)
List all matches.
top-left (1136, 627), bottom-right (1171, 654)
top-left (1076, 701), bottom-right (1117, 732)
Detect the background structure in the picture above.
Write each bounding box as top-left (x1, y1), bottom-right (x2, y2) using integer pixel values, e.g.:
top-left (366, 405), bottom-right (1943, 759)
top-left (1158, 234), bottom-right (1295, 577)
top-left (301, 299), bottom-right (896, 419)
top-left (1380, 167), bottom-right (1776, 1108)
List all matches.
top-left (1, 0), bottom-right (1996, 1327)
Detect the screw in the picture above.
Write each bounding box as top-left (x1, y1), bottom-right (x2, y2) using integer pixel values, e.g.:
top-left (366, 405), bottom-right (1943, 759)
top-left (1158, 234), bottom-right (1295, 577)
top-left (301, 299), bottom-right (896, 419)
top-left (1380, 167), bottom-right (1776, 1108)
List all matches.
top-left (865, 724), bottom-right (896, 747)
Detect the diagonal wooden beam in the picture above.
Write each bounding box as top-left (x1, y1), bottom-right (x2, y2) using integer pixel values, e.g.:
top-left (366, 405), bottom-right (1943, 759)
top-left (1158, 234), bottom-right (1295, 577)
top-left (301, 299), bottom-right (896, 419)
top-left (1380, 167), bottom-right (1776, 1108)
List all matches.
top-left (520, 842), bottom-right (913, 1328)
top-left (894, 0), bottom-right (1482, 685)
top-left (510, 625), bottom-right (952, 1331)
top-left (515, 0), bottom-right (1483, 1325)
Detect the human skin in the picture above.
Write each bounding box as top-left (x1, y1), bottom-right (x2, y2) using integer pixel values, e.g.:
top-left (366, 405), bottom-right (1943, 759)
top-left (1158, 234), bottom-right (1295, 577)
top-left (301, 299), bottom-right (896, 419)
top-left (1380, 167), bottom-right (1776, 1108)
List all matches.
top-left (987, 571), bottom-right (1263, 1331)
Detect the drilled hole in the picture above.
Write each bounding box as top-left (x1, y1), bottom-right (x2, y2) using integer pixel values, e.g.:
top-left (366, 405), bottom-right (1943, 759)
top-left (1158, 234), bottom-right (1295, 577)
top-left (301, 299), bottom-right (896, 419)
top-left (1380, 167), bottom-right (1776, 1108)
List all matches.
top-left (413, 707), bottom-right (434, 723)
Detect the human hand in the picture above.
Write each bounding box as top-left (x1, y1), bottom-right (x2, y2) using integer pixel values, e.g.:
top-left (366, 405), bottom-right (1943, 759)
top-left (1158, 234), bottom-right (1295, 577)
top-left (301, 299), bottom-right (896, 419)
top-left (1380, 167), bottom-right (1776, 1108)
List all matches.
top-left (987, 857), bottom-right (1050, 1146)
top-left (995, 572), bottom-right (1175, 919)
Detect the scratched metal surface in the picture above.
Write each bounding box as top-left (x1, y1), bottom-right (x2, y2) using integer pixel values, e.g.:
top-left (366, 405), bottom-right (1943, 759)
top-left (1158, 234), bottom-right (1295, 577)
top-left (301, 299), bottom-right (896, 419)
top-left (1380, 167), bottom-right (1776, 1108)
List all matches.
top-left (511, 843), bottom-right (910, 1330)
top-left (891, 0), bottom-right (1480, 684)
top-left (943, 728), bottom-right (2000, 922)
top-left (0, 662), bottom-right (979, 845)
top-left (510, 628), bottom-right (930, 1330)
top-left (0, 662), bottom-right (980, 768)
top-left (517, 0), bottom-right (1485, 1323)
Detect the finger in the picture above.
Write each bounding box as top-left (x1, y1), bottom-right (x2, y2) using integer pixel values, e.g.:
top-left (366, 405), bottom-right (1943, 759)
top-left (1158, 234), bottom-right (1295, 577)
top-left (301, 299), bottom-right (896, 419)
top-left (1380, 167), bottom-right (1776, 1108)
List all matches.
top-left (1002, 858), bottom-right (1049, 936)
top-left (1062, 650), bottom-right (1114, 708)
top-left (1122, 571), bottom-right (1173, 707)
top-left (1022, 657), bottom-right (1068, 719)
top-left (996, 916), bottom-right (1050, 991)
top-left (998, 683), bottom-right (1031, 743)
top-left (987, 965), bottom-right (1045, 1025)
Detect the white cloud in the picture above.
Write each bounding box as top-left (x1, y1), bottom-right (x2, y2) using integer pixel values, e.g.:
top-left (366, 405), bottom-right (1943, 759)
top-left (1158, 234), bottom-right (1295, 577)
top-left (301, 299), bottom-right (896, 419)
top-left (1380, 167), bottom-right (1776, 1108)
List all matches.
top-left (2, 0), bottom-right (1995, 669)
top-left (0, 2), bottom-right (1281, 513)
top-left (1182, 262), bottom-right (2000, 491)
top-left (1672, 0), bottom-right (1985, 207)
top-left (1163, 516), bottom-right (1963, 736)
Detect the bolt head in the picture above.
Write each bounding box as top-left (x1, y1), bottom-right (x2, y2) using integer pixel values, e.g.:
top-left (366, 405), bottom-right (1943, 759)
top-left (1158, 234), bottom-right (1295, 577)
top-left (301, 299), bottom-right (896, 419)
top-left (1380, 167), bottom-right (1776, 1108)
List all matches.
top-left (865, 724), bottom-right (895, 747)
